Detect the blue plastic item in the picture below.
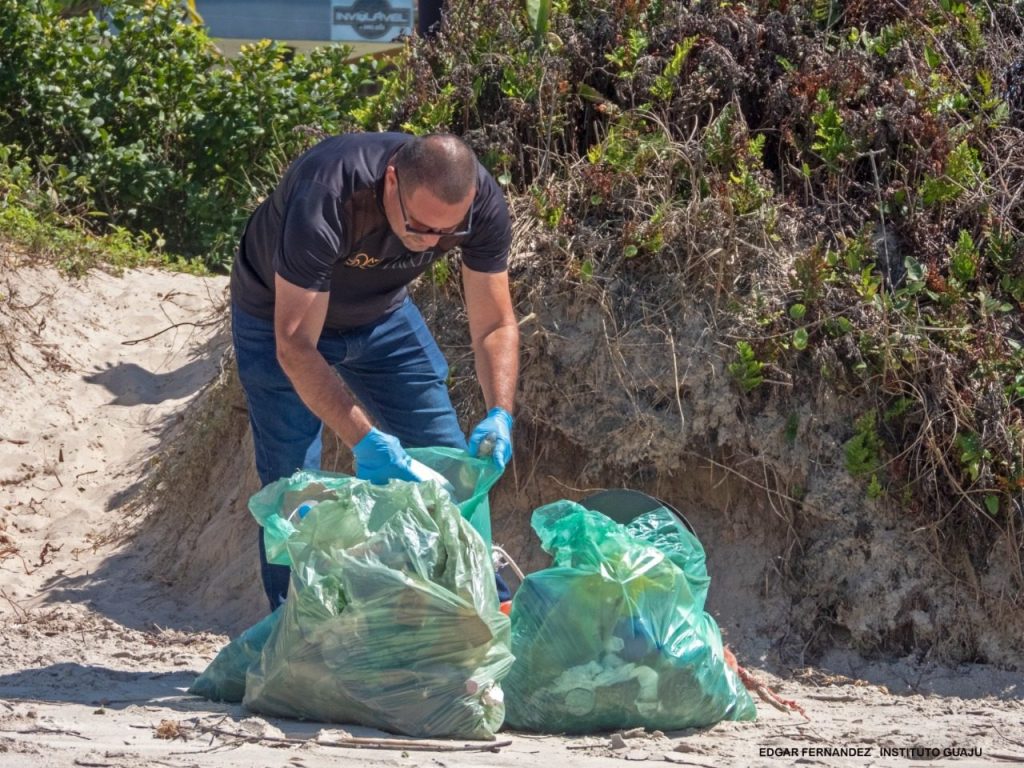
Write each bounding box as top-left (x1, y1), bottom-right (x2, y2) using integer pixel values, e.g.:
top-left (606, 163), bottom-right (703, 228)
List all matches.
top-left (468, 407), bottom-right (514, 469)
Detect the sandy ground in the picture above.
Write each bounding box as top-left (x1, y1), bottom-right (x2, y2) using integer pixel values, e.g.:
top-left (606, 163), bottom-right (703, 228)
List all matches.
top-left (1, 259), bottom-right (1022, 768)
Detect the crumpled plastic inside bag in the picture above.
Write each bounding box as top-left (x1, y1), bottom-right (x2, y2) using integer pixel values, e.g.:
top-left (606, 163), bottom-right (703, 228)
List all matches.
top-left (253, 447), bottom-right (503, 567)
top-left (502, 500), bottom-right (756, 733)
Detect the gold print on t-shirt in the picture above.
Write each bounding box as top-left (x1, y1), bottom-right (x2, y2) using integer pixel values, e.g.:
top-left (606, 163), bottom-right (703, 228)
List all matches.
top-left (345, 252), bottom-right (381, 269)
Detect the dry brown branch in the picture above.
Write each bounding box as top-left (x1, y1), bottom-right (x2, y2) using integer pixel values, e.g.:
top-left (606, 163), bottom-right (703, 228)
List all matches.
top-left (3, 341), bottom-right (33, 380)
top-left (149, 718), bottom-right (512, 753)
top-left (2, 725), bottom-right (91, 740)
top-left (121, 316), bottom-right (223, 346)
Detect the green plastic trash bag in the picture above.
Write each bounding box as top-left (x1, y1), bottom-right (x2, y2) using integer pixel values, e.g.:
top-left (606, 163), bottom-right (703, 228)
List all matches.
top-left (187, 608), bottom-right (281, 703)
top-left (503, 500), bottom-right (756, 733)
top-left (249, 447), bottom-right (503, 568)
top-left (242, 475), bottom-right (514, 739)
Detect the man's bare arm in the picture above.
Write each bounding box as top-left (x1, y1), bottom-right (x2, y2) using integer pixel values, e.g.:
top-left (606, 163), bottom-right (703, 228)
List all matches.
top-left (273, 274), bottom-right (373, 447)
top-left (463, 266), bottom-right (519, 414)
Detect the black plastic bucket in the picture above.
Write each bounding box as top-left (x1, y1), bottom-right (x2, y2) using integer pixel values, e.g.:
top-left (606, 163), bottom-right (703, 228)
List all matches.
top-left (577, 488), bottom-right (696, 536)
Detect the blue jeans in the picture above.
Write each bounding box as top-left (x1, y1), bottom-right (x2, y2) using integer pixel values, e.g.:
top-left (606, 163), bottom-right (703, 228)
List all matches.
top-left (232, 299), bottom-right (467, 610)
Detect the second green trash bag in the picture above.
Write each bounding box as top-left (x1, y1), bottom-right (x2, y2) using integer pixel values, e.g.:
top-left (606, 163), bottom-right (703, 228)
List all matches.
top-left (503, 500), bottom-right (756, 733)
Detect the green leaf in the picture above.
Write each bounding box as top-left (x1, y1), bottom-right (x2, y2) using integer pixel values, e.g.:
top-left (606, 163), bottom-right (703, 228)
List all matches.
top-left (977, 69), bottom-right (993, 98)
top-left (905, 257), bottom-right (925, 283)
top-left (526, 0), bottom-right (552, 49)
top-left (580, 259), bottom-right (593, 280)
top-left (624, 244), bottom-right (638, 258)
top-left (577, 83), bottom-right (606, 103)
top-left (793, 328), bottom-right (809, 350)
top-left (430, 258), bottom-right (451, 285)
top-left (650, 36), bottom-right (698, 101)
top-left (984, 495), bottom-right (1000, 516)
top-left (789, 303), bottom-right (807, 321)
top-left (728, 341), bottom-right (764, 392)
top-left (950, 229), bottom-right (978, 283)
top-left (867, 474), bottom-right (884, 499)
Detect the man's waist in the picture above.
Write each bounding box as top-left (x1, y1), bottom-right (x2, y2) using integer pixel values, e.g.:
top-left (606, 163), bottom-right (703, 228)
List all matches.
top-left (320, 291), bottom-right (410, 333)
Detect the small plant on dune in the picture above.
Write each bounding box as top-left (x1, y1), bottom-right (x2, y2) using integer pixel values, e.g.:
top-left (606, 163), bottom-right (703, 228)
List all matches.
top-left (649, 35), bottom-right (699, 102)
top-left (844, 411), bottom-right (885, 498)
top-left (920, 141), bottom-right (985, 208)
top-left (810, 89), bottom-right (854, 175)
top-left (728, 341), bottom-right (765, 393)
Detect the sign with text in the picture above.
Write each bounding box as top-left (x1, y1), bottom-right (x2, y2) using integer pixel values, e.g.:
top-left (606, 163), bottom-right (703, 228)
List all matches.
top-left (331, 0), bottom-right (413, 41)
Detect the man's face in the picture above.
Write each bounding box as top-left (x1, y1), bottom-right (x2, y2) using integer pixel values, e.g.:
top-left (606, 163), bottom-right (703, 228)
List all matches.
top-left (385, 166), bottom-right (474, 253)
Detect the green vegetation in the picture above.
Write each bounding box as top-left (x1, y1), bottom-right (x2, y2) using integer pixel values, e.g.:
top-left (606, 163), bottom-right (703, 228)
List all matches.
top-left (0, 0), bottom-right (383, 267)
top-left (728, 341), bottom-right (765, 393)
top-left (2, 0), bottom-right (1023, 642)
top-left (844, 411), bottom-right (885, 499)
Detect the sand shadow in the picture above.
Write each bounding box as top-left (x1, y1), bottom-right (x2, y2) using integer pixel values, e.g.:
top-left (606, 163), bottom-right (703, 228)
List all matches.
top-left (84, 360), bottom-right (214, 406)
top-left (83, 324), bottom-right (230, 407)
top-left (0, 663), bottom-right (200, 709)
top-left (38, 540), bottom-right (264, 638)
top-left (0, 662), bottom-right (439, 742)
top-left (805, 651), bottom-right (1024, 701)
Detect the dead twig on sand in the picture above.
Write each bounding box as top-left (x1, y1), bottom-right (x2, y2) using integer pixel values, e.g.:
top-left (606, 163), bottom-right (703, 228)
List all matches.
top-left (3, 341), bottom-right (33, 380)
top-left (141, 718), bottom-right (511, 753)
top-left (121, 317), bottom-right (222, 346)
top-left (989, 753), bottom-right (1024, 764)
top-left (1, 724), bottom-right (91, 741)
top-left (0, 587), bottom-right (30, 619)
top-left (663, 757), bottom-right (719, 768)
top-left (995, 727), bottom-right (1024, 749)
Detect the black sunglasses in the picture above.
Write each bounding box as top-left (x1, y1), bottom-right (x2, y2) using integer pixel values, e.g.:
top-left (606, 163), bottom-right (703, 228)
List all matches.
top-left (393, 169), bottom-right (474, 237)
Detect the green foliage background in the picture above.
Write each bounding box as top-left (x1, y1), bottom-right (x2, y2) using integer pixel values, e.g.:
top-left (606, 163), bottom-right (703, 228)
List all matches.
top-left (0, 0), bottom-right (384, 266)
top-left (395, 0), bottom-right (1024, 556)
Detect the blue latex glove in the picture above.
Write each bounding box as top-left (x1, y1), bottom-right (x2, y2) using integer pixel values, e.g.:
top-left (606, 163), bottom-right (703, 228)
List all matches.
top-left (352, 428), bottom-right (423, 484)
top-left (468, 407), bottom-right (513, 469)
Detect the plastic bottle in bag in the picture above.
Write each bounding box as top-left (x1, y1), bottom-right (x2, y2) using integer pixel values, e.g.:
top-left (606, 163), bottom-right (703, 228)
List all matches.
top-left (287, 501), bottom-right (318, 524)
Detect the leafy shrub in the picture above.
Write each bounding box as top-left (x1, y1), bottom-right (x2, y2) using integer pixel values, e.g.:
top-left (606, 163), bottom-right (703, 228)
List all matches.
top-left (377, 0), bottom-right (1024, 581)
top-left (0, 0), bottom-right (383, 267)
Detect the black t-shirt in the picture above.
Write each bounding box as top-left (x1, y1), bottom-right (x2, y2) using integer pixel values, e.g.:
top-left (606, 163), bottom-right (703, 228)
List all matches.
top-left (230, 132), bottom-right (512, 330)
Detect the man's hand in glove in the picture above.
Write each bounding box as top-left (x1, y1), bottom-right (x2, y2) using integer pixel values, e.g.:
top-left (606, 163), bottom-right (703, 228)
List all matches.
top-left (468, 407), bottom-right (513, 469)
top-left (353, 428), bottom-right (424, 484)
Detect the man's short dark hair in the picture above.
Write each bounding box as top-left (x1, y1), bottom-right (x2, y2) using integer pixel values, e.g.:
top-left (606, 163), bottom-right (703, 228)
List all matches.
top-left (392, 134), bottom-right (478, 204)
